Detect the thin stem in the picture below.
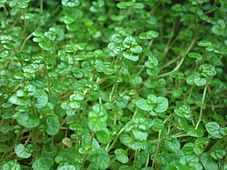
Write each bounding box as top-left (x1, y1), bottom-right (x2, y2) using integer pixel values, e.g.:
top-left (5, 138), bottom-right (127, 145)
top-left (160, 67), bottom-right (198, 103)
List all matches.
top-left (109, 57), bottom-right (122, 101)
top-left (24, 133), bottom-right (31, 145)
top-left (80, 131), bottom-right (95, 169)
top-left (20, 30), bottom-right (37, 51)
top-left (136, 65), bottom-right (146, 76)
top-left (44, 64), bottom-right (51, 95)
top-left (145, 154), bottom-right (150, 167)
top-left (158, 38), bottom-right (196, 78)
top-left (152, 130), bottom-right (162, 169)
top-left (195, 85), bottom-right (208, 129)
top-left (174, 133), bottom-right (190, 138)
top-left (163, 113), bottom-right (174, 124)
top-left (133, 150), bottom-right (138, 166)
top-left (109, 57), bottom-right (123, 125)
top-left (106, 110), bottom-right (138, 152)
top-left (40, 0), bottom-right (43, 13)
top-left (163, 19), bottom-right (177, 55)
top-left (13, 50), bottom-right (24, 66)
top-left (106, 125), bottom-right (126, 152)
top-left (109, 84), bottom-right (116, 101)
top-left (160, 56), bottom-right (180, 70)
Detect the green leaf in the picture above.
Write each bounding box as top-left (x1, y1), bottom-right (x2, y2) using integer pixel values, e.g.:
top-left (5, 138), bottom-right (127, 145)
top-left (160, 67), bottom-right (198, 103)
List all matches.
top-left (90, 148), bottom-right (110, 169)
top-left (115, 149), bottom-right (129, 164)
top-left (182, 143), bottom-right (194, 154)
top-left (164, 138), bottom-right (180, 152)
top-left (154, 96), bottom-right (169, 113)
top-left (65, 44), bottom-right (77, 53)
top-left (197, 40), bottom-right (212, 47)
top-left (117, 2), bottom-right (134, 9)
top-left (220, 127), bottom-right (227, 136)
top-left (151, 118), bottom-right (164, 131)
top-left (123, 36), bottom-right (136, 48)
top-left (187, 127), bottom-right (204, 137)
top-left (44, 116), bottom-right (60, 135)
top-left (129, 75), bottom-right (142, 85)
top-left (211, 147), bottom-right (225, 160)
top-left (123, 52), bottom-right (139, 61)
top-left (95, 60), bottom-right (117, 75)
top-left (212, 20), bottom-right (225, 36)
top-left (205, 122), bottom-right (222, 138)
top-left (120, 134), bottom-right (142, 150)
top-left (174, 105), bottom-right (191, 119)
top-left (57, 164), bottom-right (76, 170)
top-left (9, 0), bottom-right (30, 9)
top-left (199, 64), bottom-right (216, 77)
top-left (130, 45), bottom-right (142, 54)
top-left (147, 67), bottom-right (160, 76)
top-left (139, 30), bottom-right (159, 39)
top-left (61, 0), bottom-right (80, 7)
top-left (68, 101), bottom-right (80, 109)
top-left (32, 32), bottom-right (52, 51)
top-left (69, 93), bottom-right (85, 101)
top-left (132, 129), bottom-right (148, 141)
top-left (0, 0), bottom-right (226, 168)
top-left (194, 138), bottom-right (209, 155)
top-left (32, 157), bottom-right (54, 170)
top-left (147, 94), bottom-right (157, 105)
top-left (187, 73), bottom-right (207, 87)
top-left (135, 98), bottom-right (150, 111)
top-left (201, 153), bottom-right (218, 170)
top-left (108, 43), bottom-right (123, 55)
top-left (39, 38), bottom-right (52, 51)
top-left (14, 144), bottom-right (32, 159)
top-left (194, 76), bottom-right (207, 87)
top-left (2, 160), bottom-right (21, 170)
top-left (35, 91), bottom-right (48, 109)
top-left (8, 95), bottom-right (29, 106)
top-left (16, 112), bottom-right (40, 128)
top-left (88, 116), bottom-right (106, 132)
top-left (188, 52), bottom-right (203, 61)
top-left (88, 104), bottom-right (108, 132)
top-left (0, 35), bottom-right (20, 50)
top-left (132, 2), bottom-right (144, 9)
top-left (96, 129), bottom-right (111, 144)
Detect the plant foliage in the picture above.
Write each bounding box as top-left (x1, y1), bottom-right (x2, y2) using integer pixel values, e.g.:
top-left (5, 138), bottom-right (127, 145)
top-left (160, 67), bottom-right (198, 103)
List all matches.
top-left (0, 0), bottom-right (227, 169)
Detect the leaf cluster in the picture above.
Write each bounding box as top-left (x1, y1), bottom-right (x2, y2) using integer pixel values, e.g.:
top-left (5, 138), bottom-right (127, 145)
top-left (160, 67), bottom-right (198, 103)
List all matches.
top-left (0, 0), bottom-right (227, 169)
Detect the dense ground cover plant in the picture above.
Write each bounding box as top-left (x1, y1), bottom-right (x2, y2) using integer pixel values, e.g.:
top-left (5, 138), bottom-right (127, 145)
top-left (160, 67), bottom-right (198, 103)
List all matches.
top-left (0, 0), bottom-right (227, 169)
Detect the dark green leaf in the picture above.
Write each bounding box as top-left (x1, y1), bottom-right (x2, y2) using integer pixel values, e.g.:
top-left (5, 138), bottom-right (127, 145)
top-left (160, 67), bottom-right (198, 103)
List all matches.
top-left (14, 144), bottom-right (32, 159)
top-left (154, 96), bottom-right (169, 113)
top-left (115, 149), bottom-right (129, 164)
top-left (44, 116), bottom-right (60, 136)
top-left (139, 31), bottom-right (159, 39)
top-left (32, 157), bottom-right (54, 170)
top-left (117, 2), bottom-right (134, 9)
top-left (123, 52), bottom-right (139, 61)
top-left (16, 112), bottom-right (40, 128)
top-left (205, 122), bottom-right (222, 138)
top-left (201, 153), bottom-right (218, 170)
top-left (135, 98), bottom-right (150, 111)
top-left (90, 148), bottom-right (110, 169)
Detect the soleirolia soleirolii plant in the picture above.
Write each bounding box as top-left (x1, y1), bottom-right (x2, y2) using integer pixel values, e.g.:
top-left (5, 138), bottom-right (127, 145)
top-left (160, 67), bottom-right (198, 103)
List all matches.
top-left (0, 0), bottom-right (227, 169)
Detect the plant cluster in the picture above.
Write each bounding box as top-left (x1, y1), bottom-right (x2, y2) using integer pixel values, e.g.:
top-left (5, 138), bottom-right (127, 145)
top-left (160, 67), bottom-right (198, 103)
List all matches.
top-left (0, 0), bottom-right (227, 169)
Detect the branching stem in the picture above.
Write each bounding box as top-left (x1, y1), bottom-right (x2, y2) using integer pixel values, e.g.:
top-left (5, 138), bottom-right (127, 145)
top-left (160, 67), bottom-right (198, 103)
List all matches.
top-left (158, 38), bottom-right (196, 78)
top-left (195, 85), bottom-right (208, 129)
